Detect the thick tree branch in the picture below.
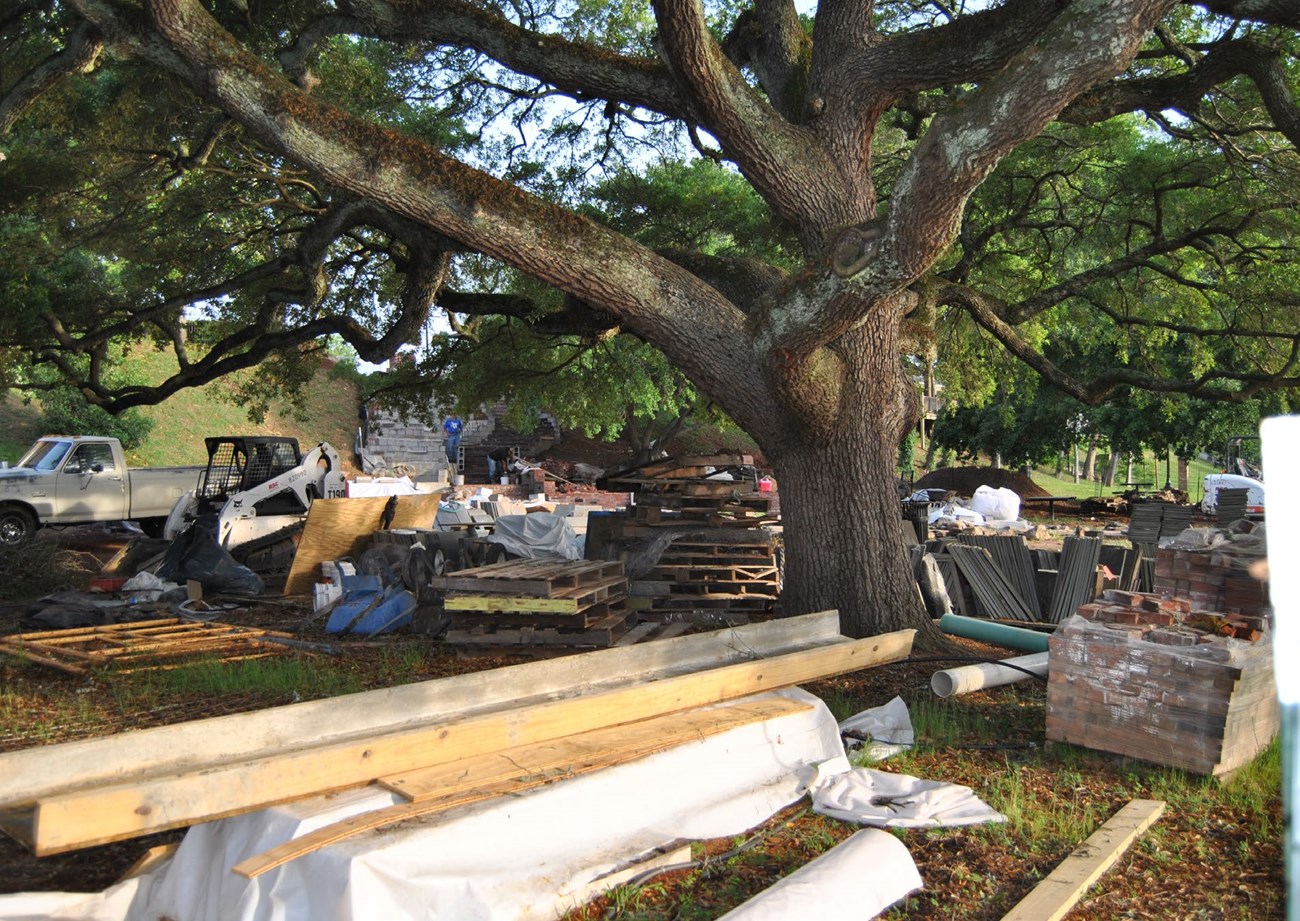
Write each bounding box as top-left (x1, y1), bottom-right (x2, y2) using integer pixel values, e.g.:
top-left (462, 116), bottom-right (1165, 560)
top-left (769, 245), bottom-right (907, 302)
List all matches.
top-left (1192, 0), bottom-right (1300, 28)
top-left (326, 0), bottom-right (699, 122)
top-left (0, 19), bottom-right (104, 136)
top-left (938, 279), bottom-right (1300, 404)
top-left (1063, 38), bottom-right (1300, 148)
top-left (89, 0), bottom-right (770, 432)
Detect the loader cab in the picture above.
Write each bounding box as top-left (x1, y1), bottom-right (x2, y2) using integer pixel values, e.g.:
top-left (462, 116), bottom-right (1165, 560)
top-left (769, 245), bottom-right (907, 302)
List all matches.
top-left (195, 436), bottom-right (306, 515)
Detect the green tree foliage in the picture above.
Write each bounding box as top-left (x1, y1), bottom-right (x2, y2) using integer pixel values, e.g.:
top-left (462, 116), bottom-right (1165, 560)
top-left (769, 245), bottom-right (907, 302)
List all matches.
top-left (3, 2), bottom-right (1299, 640)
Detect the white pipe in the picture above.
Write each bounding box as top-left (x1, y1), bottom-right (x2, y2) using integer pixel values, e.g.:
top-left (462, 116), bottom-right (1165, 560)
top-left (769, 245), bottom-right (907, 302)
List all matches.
top-left (930, 652), bottom-right (1050, 698)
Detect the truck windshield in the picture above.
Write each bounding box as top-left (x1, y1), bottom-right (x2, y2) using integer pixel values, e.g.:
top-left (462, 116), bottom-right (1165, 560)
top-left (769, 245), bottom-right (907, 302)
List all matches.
top-left (18, 440), bottom-right (73, 472)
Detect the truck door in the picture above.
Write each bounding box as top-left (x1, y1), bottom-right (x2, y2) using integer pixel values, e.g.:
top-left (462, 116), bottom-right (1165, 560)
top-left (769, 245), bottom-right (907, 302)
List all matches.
top-left (55, 442), bottom-right (128, 522)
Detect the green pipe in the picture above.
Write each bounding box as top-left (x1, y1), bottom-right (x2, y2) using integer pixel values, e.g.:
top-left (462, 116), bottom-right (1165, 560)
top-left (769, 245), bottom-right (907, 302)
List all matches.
top-left (938, 613), bottom-right (1051, 653)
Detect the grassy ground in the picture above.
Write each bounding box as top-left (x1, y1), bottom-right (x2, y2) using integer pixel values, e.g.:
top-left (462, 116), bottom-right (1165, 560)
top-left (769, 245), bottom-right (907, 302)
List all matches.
top-left (0, 594), bottom-right (1282, 917)
top-left (1027, 454), bottom-right (1220, 503)
top-left (1, 351), bottom-right (361, 471)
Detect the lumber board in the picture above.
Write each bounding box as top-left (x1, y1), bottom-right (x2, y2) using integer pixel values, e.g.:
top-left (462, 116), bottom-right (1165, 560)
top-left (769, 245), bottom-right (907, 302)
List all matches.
top-left (0, 610), bottom-right (843, 811)
top-left (386, 492), bottom-right (444, 530)
top-left (232, 697), bottom-right (811, 878)
top-left (24, 629), bottom-right (913, 855)
top-left (999, 799), bottom-right (1166, 921)
top-left (282, 497), bottom-right (392, 596)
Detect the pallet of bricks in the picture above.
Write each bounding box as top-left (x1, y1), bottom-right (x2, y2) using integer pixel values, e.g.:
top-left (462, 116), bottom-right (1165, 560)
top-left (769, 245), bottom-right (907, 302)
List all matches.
top-left (606, 454), bottom-right (777, 527)
top-left (431, 559), bottom-right (686, 656)
top-left (1045, 525), bottom-right (1274, 777)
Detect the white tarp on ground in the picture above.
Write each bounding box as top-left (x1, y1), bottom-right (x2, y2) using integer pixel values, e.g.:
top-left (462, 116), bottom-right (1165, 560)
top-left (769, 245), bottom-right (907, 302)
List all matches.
top-left (809, 756), bottom-right (1007, 829)
top-left (0, 688), bottom-right (850, 921)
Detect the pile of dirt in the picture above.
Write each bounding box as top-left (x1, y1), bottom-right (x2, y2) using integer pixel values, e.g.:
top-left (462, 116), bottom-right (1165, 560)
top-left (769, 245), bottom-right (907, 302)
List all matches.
top-left (913, 466), bottom-right (1053, 499)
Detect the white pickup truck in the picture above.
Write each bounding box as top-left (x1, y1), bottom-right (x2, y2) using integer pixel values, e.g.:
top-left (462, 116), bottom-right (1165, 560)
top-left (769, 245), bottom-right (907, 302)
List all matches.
top-left (0, 436), bottom-right (200, 545)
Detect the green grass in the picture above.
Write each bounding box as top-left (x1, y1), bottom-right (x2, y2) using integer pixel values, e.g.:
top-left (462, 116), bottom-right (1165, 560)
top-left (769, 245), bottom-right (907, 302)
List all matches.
top-left (1026, 452), bottom-right (1221, 504)
top-left (116, 655), bottom-right (369, 703)
top-left (1, 349), bottom-right (361, 469)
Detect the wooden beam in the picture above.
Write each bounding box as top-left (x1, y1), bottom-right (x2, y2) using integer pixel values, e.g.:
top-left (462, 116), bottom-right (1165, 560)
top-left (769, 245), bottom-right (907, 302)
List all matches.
top-left (0, 611), bottom-right (846, 811)
top-left (999, 799), bottom-right (1166, 921)
top-left (26, 630), bottom-right (913, 855)
top-left (231, 696), bottom-right (812, 878)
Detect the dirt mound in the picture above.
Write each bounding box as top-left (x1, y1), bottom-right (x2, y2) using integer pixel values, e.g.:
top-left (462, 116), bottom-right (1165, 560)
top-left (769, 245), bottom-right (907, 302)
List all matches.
top-left (912, 466), bottom-right (1052, 499)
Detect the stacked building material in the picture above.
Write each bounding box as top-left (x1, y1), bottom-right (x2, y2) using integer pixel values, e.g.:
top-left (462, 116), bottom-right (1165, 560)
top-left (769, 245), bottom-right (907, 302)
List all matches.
top-left (1153, 534), bottom-right (1270, 615)
top-left (606, 455), bottom-right (777, 527)
top-left (1046, 543), bottom-right (1274, 777)
top-left (628, 532), bottom-right (781, 622)
top-left (431, 559), bottom-right (681, 654)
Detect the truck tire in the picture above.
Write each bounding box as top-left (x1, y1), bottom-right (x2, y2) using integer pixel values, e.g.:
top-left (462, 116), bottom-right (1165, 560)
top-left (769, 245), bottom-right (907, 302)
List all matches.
top-left (0, 506), bottom-right (36, 546)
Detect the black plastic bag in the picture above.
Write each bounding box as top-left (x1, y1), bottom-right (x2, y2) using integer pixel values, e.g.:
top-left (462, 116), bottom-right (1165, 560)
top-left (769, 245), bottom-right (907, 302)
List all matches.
top-left (157, 513), bottom-right (265, 596)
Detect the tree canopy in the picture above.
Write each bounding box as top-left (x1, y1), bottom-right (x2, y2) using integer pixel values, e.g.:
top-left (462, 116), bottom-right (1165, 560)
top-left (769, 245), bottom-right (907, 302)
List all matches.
top-left (3, 0), bottom-right (1299, 638)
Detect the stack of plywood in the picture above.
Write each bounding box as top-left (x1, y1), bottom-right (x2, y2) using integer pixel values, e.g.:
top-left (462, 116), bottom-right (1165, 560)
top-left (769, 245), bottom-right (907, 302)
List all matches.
top-left (1046, 576), bottom-right (1275, 777)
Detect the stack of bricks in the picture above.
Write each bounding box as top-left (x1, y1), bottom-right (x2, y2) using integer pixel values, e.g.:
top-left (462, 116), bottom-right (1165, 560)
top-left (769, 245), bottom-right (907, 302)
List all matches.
top-left (1152, 538), bottom-right (1269, 615)
top-left (1047, 545), bottom-right (1275, 776)
top-left (1072, 589), bottom-right (1265, 647)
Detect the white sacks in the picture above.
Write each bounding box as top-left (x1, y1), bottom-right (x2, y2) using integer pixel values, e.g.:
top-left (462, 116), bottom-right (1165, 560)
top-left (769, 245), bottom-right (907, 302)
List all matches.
top-left (969, 485), bottom-right (1021, 522)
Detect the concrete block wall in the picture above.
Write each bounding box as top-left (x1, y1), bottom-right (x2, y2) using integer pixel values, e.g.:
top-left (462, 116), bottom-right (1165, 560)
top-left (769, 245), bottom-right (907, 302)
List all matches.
top-left (362, 405), bottom-right (493, 471)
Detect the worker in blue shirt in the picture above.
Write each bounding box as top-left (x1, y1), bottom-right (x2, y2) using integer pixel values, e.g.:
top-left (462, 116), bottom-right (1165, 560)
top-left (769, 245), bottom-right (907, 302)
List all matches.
top-left (443, 417), bottom-right (464, 466)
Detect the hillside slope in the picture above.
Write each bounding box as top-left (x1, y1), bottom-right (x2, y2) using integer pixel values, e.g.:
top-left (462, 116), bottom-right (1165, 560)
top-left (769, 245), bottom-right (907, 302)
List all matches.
top-left (1, 357), bottom-right (361, 473)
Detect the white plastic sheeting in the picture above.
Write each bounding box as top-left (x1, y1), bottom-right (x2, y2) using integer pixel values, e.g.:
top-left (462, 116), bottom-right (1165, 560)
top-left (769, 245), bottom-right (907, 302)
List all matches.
top-left (0, 689), bottom-right (846, 921)
top-left (716, 829), bottom-right (921, 921)
top-left (838, 696), bottom-right (914, 760)
top-left (809, 756), bottom-right (1006, 829)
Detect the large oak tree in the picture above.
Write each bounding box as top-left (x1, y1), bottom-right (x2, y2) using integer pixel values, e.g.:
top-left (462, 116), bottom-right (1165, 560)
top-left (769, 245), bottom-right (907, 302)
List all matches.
top-left (3, 0), bottom-right (1299, 641)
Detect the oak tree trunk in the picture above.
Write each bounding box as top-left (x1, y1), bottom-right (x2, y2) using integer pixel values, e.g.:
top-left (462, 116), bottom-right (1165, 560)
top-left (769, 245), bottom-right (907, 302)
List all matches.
top-left (757, 314), bottom-right (935, 644)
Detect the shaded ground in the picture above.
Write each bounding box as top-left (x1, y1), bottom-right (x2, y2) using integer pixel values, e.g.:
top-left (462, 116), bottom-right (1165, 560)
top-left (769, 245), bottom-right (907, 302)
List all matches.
top-left (913, 466), bottom-right (1054, 498)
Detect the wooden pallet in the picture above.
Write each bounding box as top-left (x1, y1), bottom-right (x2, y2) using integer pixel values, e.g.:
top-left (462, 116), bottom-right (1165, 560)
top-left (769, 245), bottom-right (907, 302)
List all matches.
top-left (444, 610), bottom-right (636, 650)
top-left (429, 559), bottom-right (625, 597)
top-left (447, 597), bottom-right (631, 630)
top-left (444, 572), bottom-right (627, 614)
top-left (0, 619), bottom-right (299, 676)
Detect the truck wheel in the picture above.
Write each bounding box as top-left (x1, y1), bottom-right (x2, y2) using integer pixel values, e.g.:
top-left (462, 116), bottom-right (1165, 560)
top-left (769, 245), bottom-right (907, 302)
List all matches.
top-left (138, 518), bottom-right (169, 539)
top-left (0, 506), bottom-right (36, 546)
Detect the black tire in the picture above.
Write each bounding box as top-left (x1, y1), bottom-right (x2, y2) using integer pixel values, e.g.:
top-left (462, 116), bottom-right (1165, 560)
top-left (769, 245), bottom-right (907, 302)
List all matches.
top-left (138, 517), bottom-right (169, 539)
top-left (0, 506), bottom-right (37, 547)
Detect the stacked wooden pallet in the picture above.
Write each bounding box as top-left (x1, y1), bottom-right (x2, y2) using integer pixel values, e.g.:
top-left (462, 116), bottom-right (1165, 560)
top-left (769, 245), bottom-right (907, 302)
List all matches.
top-left (607, 455), bottom-right (777, 527)
top-left (432, 559), bottom-right (674, 654)
top-left (630, 534), bottom-right (781, 622)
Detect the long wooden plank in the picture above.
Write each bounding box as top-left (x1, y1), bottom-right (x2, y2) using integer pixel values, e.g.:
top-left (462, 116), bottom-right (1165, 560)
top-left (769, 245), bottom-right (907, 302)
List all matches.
top-left (1000, 799), bottom-right (1166, 921)
top-left (26, 629), bottom-right (913, 855)
top-left (377, 696), bottom-right (810, 801)
top-left (0, 610), bottom-right (844, 810)
top-left (232, 697), bottom-right (812, 878)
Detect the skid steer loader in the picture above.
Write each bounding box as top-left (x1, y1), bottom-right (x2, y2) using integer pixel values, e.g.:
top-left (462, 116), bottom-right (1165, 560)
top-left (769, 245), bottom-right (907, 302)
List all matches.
top-left (164, 436), bottom-right (346, 569)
